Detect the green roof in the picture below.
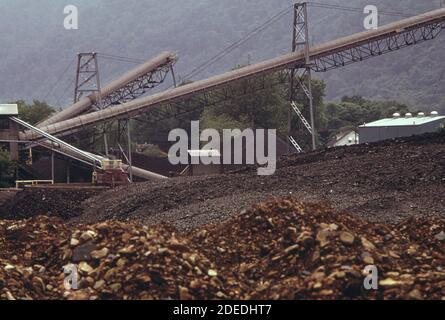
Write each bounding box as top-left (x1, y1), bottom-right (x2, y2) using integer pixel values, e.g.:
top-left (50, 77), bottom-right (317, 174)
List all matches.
top-left (360, 115), bottom-right (445, 127)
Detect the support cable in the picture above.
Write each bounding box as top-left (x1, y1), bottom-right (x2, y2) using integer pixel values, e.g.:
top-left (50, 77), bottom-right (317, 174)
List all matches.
top-left (42, 57), bottom-right (76, 102)
top-left (181, 4), bottom-right (294, 81)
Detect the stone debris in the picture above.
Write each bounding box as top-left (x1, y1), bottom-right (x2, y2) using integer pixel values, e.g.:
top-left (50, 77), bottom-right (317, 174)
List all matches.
top-left (190, 198), bottom-right (445, 300)
top-left (435, 231), bottom-right (445, 242)
top-left (339, 232), bottom-right (355, 245)
top-left (0, 198), bottom-right (444, 300)
top-left (0, 216), bottom-right (228, 300)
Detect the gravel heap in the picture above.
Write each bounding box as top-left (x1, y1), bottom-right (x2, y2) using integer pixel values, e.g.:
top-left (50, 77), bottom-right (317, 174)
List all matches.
top-left (192, 198), bottom-right (445, 299)
top-left (73, 131), bottom-right (445, 229)
top-left (0, 217), bottom-right (229, 300)
top-left (1, 198), bottom-right (444, 300)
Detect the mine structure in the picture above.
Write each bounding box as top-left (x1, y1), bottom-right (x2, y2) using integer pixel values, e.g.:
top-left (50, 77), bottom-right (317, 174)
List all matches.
top-left (2, 3), bottom-right (445, 187)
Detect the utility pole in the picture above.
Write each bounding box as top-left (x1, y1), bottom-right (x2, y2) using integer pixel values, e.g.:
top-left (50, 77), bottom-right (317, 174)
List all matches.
top-left (51, 151), bottom-right (55, 183)
top-left (288, 2), bottom-right (316, 152)
top-left (127, 119), bottom-right (133, 183)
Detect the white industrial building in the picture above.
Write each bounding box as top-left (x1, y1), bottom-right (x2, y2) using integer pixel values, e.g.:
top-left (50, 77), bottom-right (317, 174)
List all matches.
top-left (327, 128), bottom-right (359, 148)
top-left (359, 111), bottom-right (445, 143)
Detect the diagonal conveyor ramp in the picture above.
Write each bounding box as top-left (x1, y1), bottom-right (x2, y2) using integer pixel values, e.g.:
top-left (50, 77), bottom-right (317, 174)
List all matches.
top-left (11, 117), bottom-right (167, 180)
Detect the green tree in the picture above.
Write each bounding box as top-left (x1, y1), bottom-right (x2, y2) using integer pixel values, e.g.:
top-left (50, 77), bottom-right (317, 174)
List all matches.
top-left (132, 67), bottom-right (327, 153)
top-left (200, 70), bottom-right (289, 137)
top-left (199, 66), bottom-right (326, 139)
top-left (13, 100), bottom-right (54, 125)
top-left (132, 79), bottom-right (206, 152)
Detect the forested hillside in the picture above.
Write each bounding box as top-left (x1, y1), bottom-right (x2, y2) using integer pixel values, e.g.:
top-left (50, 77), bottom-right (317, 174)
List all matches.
top-left (0, 0), bottom-right (444, 111)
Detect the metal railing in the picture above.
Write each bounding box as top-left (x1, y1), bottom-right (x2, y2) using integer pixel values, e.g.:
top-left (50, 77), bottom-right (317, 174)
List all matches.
top-left (16, 180), bottom-right (54, 188)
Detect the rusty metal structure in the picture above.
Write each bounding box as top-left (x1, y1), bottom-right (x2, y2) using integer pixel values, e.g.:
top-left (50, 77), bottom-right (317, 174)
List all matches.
top-left (22, 52), bottom-right (177, 181)
top-left (0, 104), bottom-right (20, 161)
top-left (1, 107), bottom-right (168, 183)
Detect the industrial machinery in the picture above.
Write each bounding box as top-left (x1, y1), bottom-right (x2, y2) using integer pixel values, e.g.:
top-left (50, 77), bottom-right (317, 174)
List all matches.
top-left (38, 51), bottom-right (177, 128)
top-left (93, 160), bottom-right (129, 187)
top-left (0, 104), bottom-right (133, 187)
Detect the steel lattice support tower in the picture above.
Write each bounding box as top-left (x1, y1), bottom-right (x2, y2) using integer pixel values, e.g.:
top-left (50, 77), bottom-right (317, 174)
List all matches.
top-left (73, 52), bottom-right (110, 155)
top-left (74, 53), bottom-right (103, 106)
top-left (289, 2), bottom-right (316, 151)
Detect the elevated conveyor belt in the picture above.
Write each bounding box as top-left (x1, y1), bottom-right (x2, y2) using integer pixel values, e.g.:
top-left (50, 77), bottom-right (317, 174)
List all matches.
top-left (38, 52), bottom-right (177, 127)
top-left (21, 8), bottom-right (445, 140)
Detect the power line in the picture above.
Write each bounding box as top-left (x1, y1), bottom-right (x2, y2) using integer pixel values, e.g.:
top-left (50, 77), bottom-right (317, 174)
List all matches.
top-left (97, 53), bottom-right (146, 64)
top-left (47, 2), bottom-right (420, 106)
top-left (42, 57), bottom-right (76, 102)
top-left (178, 2), bottom-right (415, 84)
top-left (52, 53), bottom-right (144, 105)
top-left (308, 2), bottom-right (413, 18)
top-left (99, 57), bottom-right (142, 64)
top-left (54, 78), bottom-right (75, 107)
top-left (98, 52), bottom-right (145, 61)
top-left (180, 4), bottom-right (294, 82)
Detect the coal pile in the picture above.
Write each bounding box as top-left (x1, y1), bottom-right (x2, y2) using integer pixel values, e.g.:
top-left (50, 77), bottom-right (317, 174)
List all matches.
top-left (3, 132), bottom-right (444, 229)
top-left (0, 216), bottom-right (71, 299)
top-left (1, 198), bottom-right (443, 300)
top-left (0, 187), bottom-right (106, 220)
top-left (73, 131), bottom-right (445, 229)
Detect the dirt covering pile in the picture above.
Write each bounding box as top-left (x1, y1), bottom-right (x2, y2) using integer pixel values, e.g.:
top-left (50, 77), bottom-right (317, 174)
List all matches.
top-left (0, 198), bottom-right (443, 300)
